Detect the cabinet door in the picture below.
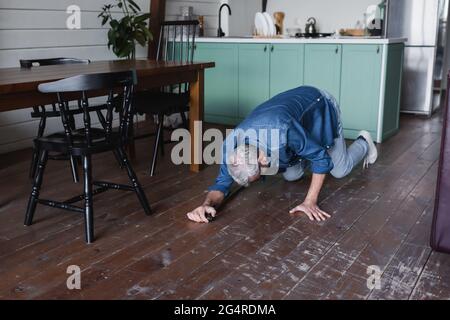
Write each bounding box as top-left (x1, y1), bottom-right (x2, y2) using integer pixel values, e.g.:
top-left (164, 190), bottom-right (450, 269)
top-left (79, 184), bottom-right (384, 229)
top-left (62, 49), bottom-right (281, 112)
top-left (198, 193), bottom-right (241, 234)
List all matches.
top-left (340, 45), bottom-right (382, 138)
top-left (238, 43), bottom-right (271, 118)
top-left (304, 44), bottom-right (342, 101)
top-left (195, 43), bottom-right (239, 125)
top-left (270, 44), bottom-right (305, 97)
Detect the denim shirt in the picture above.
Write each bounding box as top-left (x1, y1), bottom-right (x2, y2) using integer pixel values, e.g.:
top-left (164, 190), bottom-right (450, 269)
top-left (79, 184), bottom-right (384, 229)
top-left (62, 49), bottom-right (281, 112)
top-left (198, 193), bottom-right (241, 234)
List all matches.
top-left (209, 86), bottom-right (339, 196)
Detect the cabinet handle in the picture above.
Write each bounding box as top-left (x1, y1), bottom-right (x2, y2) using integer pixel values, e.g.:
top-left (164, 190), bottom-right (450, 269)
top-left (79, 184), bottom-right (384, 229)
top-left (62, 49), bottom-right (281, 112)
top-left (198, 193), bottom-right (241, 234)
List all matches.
top-left (264, 46), bottom-right (267, 52)
top-left (335, 46), bottom-right (339, 54)
top-left (271, 45), bottom-right (274, 52)
top-left (377, 46), bottom-right (380, 54)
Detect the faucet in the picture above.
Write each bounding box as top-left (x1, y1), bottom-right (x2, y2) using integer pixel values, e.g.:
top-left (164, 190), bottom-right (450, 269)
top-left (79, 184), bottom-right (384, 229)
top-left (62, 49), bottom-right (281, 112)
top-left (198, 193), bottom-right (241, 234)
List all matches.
top-left (217, 3), bottom-right (232, 37)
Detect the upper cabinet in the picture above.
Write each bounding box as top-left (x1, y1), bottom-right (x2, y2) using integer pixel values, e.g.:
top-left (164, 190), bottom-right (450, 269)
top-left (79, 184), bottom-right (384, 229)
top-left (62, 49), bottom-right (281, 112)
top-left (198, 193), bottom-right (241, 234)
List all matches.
top-left (304, 44), bottom-right (342, 101)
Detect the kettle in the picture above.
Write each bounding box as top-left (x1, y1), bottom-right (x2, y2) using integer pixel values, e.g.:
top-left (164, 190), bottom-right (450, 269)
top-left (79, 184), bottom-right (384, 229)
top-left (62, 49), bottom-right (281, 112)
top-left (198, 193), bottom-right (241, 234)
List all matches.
top-left (305, 17), bottom-right (317, 34)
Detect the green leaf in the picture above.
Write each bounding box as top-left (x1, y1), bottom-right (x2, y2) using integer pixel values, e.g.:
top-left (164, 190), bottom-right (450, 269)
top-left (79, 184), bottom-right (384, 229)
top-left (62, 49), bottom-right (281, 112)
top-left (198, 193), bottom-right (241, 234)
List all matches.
top-left (100, 0), bottom-right (153, 58)
top-left (127, 0), bottom-right (141, 11)
top-left (134, 13), bottom-right (150, 23)
top-left (101, 16), bottom-right (109, 26)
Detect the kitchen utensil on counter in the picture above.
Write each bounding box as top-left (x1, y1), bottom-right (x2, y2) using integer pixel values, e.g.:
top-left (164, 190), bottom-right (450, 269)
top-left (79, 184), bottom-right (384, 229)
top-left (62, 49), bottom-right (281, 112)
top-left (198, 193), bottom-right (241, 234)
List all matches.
top-left (180, 6), bottom-right (194, 17)
top-left (198, 16), bottom-right (204, 37)
top-left (263, 12), bottom-right (276, 36)
top-left (286, 27), bottom-right (301, 37)
top-left (305, 17), bottom-right (317, 34)
top-left (296, 32), bottom-right (333, 38)
top-left (366, 4), bottom-right (383, 36)
top-left (273, 12), bottom-right (285, 35)
top-left (339, 28), bottom-right (367, 37)
top-left (255, 12), bottom-right (269, 36)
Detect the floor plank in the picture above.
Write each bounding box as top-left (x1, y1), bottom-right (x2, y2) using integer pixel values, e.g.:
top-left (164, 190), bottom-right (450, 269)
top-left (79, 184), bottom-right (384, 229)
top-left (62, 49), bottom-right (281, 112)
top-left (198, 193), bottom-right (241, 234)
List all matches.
top-left (0, 114), bottom-right (447, 300)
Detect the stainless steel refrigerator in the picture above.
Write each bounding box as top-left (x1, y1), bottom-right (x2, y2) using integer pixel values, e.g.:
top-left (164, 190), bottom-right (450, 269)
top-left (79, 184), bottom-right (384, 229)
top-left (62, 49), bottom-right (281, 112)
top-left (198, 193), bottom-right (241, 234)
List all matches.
top-left (387, 0), bottom-right (449, 115)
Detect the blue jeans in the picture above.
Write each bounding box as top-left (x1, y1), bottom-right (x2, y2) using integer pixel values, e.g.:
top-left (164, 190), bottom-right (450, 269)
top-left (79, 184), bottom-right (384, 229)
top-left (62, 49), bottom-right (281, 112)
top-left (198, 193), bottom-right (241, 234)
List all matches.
top-left (283, 92), bottom-right (369, 181)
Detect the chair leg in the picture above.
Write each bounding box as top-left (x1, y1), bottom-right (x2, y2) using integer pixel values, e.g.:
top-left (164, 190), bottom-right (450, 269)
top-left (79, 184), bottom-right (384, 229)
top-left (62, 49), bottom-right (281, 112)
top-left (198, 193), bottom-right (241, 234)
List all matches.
top-left (113, 150), bottom-right (124, 169)
top-left (29, 147), bottom-right (39, 180)
top-left (29, 117), bottom-right (46, 180)
top-left (24, 150), bottom-right (48, 226)
top-left (82, 155), bottom-right (94, 244)
top-left (70, 156), bottom-right (79, 183)
top-left (118, 147), bottom-right (152, 216)
top-left (150, 115), bottom-right (164, 176)
top-left (159, 116), bottom-right (165, 156)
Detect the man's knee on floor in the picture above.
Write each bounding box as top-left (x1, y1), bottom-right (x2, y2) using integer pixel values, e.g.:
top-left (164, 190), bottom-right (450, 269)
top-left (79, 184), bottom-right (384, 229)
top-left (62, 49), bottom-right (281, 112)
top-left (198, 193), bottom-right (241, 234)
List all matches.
top-left (283, 163), bottom-right (305, 182)
top-left (283, 172), bottom-right (304, 182)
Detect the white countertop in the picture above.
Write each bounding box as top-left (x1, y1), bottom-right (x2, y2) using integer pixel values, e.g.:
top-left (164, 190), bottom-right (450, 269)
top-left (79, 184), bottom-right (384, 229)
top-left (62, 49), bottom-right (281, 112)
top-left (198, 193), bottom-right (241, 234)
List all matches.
top-left (196, 36), bottom-right (407, 45)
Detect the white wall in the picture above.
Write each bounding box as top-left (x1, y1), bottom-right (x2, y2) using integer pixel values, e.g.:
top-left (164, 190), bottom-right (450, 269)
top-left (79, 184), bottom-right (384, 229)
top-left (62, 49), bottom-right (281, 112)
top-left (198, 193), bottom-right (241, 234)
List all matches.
top-left (267, 0), bottom-right (379, 34)
top-left (0, 0), bottom-right (151, 154)
top-left (0, 0), bottom-right (225, 154)
top-left (226, 0), bottom-right (261, 36)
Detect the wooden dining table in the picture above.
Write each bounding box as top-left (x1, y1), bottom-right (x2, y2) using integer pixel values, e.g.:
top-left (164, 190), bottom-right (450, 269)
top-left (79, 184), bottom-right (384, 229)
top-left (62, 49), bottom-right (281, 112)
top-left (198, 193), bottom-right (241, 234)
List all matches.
top-left (0, 59), bottom-right (215, 173)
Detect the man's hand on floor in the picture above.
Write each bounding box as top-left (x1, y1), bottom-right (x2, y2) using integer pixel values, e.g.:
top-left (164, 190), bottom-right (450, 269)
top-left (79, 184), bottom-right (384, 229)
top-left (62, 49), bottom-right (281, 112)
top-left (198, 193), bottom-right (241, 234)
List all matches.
top-left (187, 205), bottom-right (217, 223)
top-left (289, 200), bottom-right (331, 222)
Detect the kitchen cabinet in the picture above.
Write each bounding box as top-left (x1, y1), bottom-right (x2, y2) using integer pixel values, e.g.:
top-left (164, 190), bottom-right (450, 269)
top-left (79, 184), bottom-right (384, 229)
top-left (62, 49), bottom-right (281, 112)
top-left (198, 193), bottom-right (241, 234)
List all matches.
top-left (194, 39), bottom-right (404, 142)
top-left (238, 43), bottom-right (271, 118)
top-left (304, 44), bottom-right (342, 101)
top-left (194, 43), bottom-right (239, 125)
top-left (195, 43), bottom-right (305, 122)
top-left (340, 44), bottom-right (382, 138)
top-left (270, 44), bottom-right (305, 97)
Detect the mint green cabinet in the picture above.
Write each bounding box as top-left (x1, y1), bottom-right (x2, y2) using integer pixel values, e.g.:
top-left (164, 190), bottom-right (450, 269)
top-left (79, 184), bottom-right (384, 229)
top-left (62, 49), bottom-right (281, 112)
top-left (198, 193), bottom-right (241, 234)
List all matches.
top-left (195, 40), bottom-right (404, 143)
top-left (270, 44), bottom-right (305, 97)
top-left (238, 43), bottom-right (271, 118)
top-left (304, 44), bottom-right (342, 101)
top-left (340, 45), bottom-right (383, 139)
top-left (381, 44), bottom-right (404, 141)
top-left (194, 43), bottom-right (239, 125)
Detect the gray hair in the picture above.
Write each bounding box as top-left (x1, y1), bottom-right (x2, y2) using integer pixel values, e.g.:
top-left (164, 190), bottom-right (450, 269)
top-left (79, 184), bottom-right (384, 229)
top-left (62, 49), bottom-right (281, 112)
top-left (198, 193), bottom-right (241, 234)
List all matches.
top-left (227, 144), bottom-right (260, 187)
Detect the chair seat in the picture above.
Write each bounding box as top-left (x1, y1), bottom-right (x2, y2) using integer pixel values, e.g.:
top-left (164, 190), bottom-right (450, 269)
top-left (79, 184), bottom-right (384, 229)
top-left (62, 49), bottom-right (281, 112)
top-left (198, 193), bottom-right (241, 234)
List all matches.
top-left (35, 128), bottom-right (122, 156)
top-left (133, 91), bottom-right (190, 116)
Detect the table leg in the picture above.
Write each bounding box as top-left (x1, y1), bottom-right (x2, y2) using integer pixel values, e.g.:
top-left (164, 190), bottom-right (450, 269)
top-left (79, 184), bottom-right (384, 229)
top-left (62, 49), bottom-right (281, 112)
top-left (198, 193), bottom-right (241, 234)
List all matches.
top-left (189, 70), bottom-right (205, 172)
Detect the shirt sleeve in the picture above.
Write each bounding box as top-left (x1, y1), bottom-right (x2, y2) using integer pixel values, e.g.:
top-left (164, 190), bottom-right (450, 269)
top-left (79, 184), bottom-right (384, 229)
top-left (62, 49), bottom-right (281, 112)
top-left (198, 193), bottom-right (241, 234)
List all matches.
top-left (207, 133), bottom-right (235, 196)
top-left (208, 162), bottom-right (234, 197)
top-left (288, 121), bottom-right (334, 174)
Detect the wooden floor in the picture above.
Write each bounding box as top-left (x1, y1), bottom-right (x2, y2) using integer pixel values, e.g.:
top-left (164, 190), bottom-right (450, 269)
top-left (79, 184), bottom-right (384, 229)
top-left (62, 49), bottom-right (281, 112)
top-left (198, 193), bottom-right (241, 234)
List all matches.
top-left (0, 113), bottom-right (449, 300)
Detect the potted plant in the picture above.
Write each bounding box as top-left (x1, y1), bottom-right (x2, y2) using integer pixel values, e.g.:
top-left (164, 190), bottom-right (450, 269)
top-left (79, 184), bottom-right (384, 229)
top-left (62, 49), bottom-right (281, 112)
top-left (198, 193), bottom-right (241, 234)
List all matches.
top-left (99, 0), bottom-right (152, 59)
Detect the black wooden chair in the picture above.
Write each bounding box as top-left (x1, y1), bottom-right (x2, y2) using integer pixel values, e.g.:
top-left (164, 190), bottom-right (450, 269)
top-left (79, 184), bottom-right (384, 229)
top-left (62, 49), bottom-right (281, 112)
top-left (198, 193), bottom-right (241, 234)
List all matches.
top-left (24, 70), bottom-right (152, 244)
top-left (21, 58), bottom-right (90, 182)
top-left (132, 20), bottom-right (199, 176)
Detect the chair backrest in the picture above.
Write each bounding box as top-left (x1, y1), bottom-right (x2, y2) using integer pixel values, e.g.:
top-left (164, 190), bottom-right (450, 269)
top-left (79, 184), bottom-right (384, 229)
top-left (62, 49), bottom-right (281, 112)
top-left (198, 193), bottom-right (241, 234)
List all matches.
top-left (38, 70), bottom-right (137, 147)
top-left (21, 58), bottom-right (91, 112)
top-left (157, 20), bottom-right (199, 64)
top-left (20, 57), bottom-right (90, 68)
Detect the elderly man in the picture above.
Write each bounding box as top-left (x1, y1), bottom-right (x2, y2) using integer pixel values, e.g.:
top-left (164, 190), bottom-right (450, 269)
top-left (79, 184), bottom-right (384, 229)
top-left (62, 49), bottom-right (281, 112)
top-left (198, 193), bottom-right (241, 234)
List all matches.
top-left (187, 86), bottom-right (378, 223)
